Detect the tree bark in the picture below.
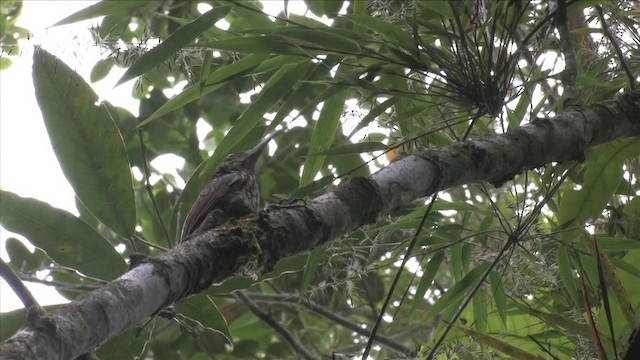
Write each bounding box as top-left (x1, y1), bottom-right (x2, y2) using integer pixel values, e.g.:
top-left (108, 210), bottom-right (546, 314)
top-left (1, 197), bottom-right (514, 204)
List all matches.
top-left (1, 91), bottom-right (639, 359)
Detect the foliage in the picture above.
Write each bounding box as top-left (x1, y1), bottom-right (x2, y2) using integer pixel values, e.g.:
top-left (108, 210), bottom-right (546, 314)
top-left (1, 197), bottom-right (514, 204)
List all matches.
top-left (0, 0), bottom-right (28, 70)
top-left (1, 0), bottom-right (639, 359)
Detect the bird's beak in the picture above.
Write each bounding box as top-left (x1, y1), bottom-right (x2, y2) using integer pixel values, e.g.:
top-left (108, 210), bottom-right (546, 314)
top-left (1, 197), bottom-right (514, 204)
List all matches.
top-left (243, 131), bottom-right (278, 169)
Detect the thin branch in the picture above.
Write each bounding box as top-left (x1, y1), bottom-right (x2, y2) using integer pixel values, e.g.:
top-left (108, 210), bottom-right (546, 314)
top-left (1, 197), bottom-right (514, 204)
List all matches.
top-left (595, 5), bottom-right (637, 90)
top-left (362, 194), bottom-right (438, 360)
top-left (217, 292), bottom-right (412, 355)
top-left (555, 0), bottom-right (579, 102)
top-left (234, 291), bottom-right (316, 360)
top-left (0, 259), bottom-right (41, 311)
top-left (138, 129), bottom-right (172, 247)
top-left (17, 273), bottom-right (102, 293)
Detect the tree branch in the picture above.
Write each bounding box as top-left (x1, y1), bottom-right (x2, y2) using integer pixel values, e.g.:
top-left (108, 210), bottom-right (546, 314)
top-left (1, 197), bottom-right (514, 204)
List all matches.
top-left (1, 92), bottom-right (639, 359)
top-left (0, 259), bottom-right (41, 311)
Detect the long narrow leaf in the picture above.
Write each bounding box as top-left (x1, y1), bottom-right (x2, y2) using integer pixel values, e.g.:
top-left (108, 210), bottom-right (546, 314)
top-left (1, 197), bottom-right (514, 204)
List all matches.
top-left (52, 0), bottom-right (148, 26)
top-left (301, 87), bottom-right (348, 185)
top-left (117, 6), bottom-right (232, 85)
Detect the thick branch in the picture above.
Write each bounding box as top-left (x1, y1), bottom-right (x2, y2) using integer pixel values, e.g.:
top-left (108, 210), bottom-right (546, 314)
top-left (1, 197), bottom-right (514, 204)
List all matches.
top-left (1, 92), bottom-right (639, 359)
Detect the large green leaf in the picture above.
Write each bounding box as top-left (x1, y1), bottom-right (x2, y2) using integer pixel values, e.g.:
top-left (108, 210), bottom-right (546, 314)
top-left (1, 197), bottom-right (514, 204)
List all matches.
top-left (117, 6), bottom-right (232, 85)
top-left (0, 191), bottom-right (126, 280)
top-left (32, 48), bottom-right (136, 237)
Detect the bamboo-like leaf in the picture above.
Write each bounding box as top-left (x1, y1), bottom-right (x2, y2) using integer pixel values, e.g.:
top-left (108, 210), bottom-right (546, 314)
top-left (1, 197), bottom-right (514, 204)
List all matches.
top-left (290, 175), bottom-right (334, 199)
top-left (260, 28), bottom-right (361, 54)
top-left (307, 141), bottom-right (387, 156)
top-left (556, 247), bottom-right (580, 307)
top-left (301, 87), bottom-right (348, 185)
top-left (457, 325), bottom-right (545, 360)
top-left (0, 191), bottom-right (126, 280)
top-left (411, 251), bottom-right (444, 312)
top-left (32, 48), bottom-right (136, 237)
top-left (117, 6), bottom-right (232, 85)
top-left (590, 237), bottom-right (637, 328)
top-left (299, 248), bottom-right (327, 301)
top-left (202, 36), bottom-right (305, 55)
top-left (52, 0), bottom-right (148, 26)
top-left (426, 263), bottom-right (490, 319)
top-left (489, 271), bottom-right (507, 326)
top-left (594, 236), bottom-right (640, 251)
top-left (137, 53), bottom-right (272, 128)
top-left (347, 14), bottom-right (416, 53)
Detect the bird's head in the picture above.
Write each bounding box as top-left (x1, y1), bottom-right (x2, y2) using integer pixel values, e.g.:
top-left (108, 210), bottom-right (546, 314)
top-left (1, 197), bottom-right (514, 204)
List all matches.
top-left (217, 132), bottom-right (276, 174)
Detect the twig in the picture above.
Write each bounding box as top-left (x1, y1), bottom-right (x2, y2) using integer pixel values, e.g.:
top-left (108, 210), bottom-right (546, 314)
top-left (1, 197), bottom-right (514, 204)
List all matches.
top-left (362, 194), bottom-right (438, 360)
top-left (216, 292), bottom-right (411, 354)
top-left (0, 259), bottom-right (41, 311)
top-left (138, 129), bottom-right (172, 247)
top-left (595, 5), bottom-right (637, 90)
top-left (234, 291), bottom-right (316, 360)
top-left (555, 0), bottom-right (579, 102)
top-left (17, 273), bottom-right (102, 292)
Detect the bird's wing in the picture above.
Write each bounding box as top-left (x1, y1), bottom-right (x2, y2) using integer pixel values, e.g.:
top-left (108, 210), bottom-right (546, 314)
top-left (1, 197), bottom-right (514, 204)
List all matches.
top-left (180, 171), bottom-right (251, 239)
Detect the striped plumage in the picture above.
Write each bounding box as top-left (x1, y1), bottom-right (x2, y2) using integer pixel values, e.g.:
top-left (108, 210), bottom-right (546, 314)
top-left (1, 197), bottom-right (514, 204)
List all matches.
top-left (180, 139), bottom-right (269, 241)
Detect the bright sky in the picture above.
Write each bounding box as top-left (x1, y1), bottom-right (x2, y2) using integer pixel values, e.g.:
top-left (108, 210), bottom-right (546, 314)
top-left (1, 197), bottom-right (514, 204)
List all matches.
top-left (0, 0), bottom-right (333, 313)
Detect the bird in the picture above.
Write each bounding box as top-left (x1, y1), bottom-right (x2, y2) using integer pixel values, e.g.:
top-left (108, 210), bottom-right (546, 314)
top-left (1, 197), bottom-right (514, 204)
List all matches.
top-left (179, 135), bottom-right (273, 241)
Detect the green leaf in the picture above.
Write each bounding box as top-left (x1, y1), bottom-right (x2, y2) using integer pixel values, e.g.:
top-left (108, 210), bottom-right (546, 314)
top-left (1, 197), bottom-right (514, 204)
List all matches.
top-left (458, 325), bottom-right (546, 360)
top-left (556, 247), bottom-right (579, 307)
top-left (0, 191), bottom-right (126, 280)
top-left (176, 295), bottom-right (232, 344)
top-left (89, 58), bottom-right (114, 83)
top-left (0, 56), bottom-right (13, 70)
top-left (137, 54), bottom-right (299, 128)
top-left (0, 309), bottom-right (26, 342)
top-left (203, 36), bottom-right (305, 55)
top-left (299, 247), bottom-right (327, 299)
top-left (290, 175), bottom-right (334, 199)
top-left (301, 87), bottom-right (348, 185)
top-left (32, 48), bottom-right (136, 238)
top-left (117, 6), bottom-right (232, 85)
top-left (594, 236), bottom-right (640, 251)
top-left (5, 237), bottom-right (51, 272)
top-left (264, 28), bottom-right (361, 54)
top-left (559, 138), bottom-right (640, 226)
top-left (489, 271), bottom-right (507, 326)
top-left (420, 0), bottom-right (454, 18)
top-left (96, 328), bottom-right (147, 359)
top-left (426, 263), bottom-right (490, 319)
top-left (411, 251), bottom-right (444, 312)
top-left (307, 141), bottom-right (387, 156)
top-left (347, 14), bottom-right (416, 54)
top-left (52, 0), bottom-right (149, 26)
top-left (472, 287), bottom-right (488, 331)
